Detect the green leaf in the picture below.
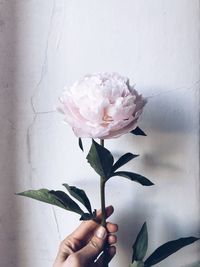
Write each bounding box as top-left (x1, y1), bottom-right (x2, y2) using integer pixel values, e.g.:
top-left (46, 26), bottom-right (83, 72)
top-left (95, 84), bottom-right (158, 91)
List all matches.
top-left (80, 213), bottom-right (93, 220)
top-left (131, 127), bottom-right (147, 136)
top-left (49, 190), bottom-right (84, 215)
top-left (80, 212), bottom-right (96, 221)
top-left (112, 153), bottom-right (139, 172)
top-left (17, 189), bottom-right (89, 218)
top-left (80, 209), bottom-right (97, 221)
top-left (132, 222), bottom-right (148, 262)
top-left (86, 139), bottom-right (114, 179)
top-left (16, 189), bottom-right (66, 210)
top-left (63, 184), bottom-right (92, 214)
top-left (78, 138), bottom-right (84, 151)
top-left (130, 261), bottom-right (144, 267)
top-left (110, 171), bottom-right (154, 186)
top-left (144, 236), bottom-right (200, 267)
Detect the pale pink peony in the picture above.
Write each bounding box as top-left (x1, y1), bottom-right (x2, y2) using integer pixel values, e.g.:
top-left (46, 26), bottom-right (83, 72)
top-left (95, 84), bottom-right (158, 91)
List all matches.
top-left (58, 72), bottom-right (147, 139)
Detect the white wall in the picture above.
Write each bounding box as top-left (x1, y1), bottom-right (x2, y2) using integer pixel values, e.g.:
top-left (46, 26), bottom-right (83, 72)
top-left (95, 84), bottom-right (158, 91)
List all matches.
top-left (0, 0), bottom-right (199, 266)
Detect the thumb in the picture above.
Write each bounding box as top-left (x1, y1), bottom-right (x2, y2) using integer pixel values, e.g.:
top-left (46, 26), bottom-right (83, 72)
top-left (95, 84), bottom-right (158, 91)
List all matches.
top-left (75, 226), bottom-right (107, 265)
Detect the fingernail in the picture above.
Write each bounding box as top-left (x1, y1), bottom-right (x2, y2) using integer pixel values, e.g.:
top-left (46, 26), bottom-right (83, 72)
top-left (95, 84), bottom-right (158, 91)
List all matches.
top-left (106, 205), bottom-right (113, 211)
top-left (95, 226), bottom-right (106, 239)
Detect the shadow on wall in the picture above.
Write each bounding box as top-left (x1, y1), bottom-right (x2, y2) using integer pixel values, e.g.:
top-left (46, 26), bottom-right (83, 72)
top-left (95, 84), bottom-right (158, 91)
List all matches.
top-left (0, 1), bottom-right (18, 267)
top-left (115, 87), bottom-right (199, 266)
top-left (116, 204), bottom-right (179, 266)
top-left (185, 263), bottom-right (200, 267)
top-left (138, 87), bottom-right (198, 175)
top-left (144, 87), bottom-right (198, 134)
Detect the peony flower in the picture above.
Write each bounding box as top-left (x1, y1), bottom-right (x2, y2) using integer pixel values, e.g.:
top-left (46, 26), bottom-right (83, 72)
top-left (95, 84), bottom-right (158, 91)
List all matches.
top-left (58, 72), bottom-right (147, 139)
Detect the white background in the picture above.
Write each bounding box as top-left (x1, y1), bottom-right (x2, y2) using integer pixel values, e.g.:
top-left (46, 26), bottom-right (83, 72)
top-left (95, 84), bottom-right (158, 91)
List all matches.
top-left (0, 0), bottom-right (199, 266)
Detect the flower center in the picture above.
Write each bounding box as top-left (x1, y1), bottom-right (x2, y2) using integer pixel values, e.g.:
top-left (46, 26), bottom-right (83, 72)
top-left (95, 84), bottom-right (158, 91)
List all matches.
top-left (103, 114), bottom-right (113, 122)
top-left (101, 113), bottom-right (113, 127)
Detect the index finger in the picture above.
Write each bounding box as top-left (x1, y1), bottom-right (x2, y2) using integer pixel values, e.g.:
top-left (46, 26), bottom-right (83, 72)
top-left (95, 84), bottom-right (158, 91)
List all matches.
top-left (69, 205), bottom-right (114, 241)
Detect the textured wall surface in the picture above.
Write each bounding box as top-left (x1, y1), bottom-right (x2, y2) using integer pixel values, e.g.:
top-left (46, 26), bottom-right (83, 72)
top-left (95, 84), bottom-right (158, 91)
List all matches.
top-left (0, 1), bottom-right (199, 266)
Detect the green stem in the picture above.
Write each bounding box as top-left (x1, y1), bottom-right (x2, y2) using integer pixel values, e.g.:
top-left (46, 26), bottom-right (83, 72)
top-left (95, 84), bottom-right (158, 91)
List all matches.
top-left (100, 139), bottom-right (109, 267)
top-left (100, 139), bottom-right (106, 227)
top-left (100, 177), bottom-right (106, 227)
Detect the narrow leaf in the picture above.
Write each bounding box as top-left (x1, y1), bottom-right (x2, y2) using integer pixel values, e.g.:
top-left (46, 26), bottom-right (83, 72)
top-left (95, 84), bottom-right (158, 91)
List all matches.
top-left (111, 171), bottom-right (154, 186)
top-left (132, 222), bottom-right (148, 262)
top-left (131, 127), bottom-right (147, 136)
top-left (80, 212), bottom-right (96, 221)
top-left (16, 189), bottom-right (66, 210)
top-left (144, 237), bottom-right (200, 267)
top-left (78, 138), bottom-right (84, 151)
top-left (80, 210), bottom-right (97, 221)
top-left (86, 139), bottom-right (114, 178)
top-left (112, 153), bottom-right (139, 172)
top-left (63, 184), bottom-right (92, 214)
top-left (49, 190), bottom-right (84, 215)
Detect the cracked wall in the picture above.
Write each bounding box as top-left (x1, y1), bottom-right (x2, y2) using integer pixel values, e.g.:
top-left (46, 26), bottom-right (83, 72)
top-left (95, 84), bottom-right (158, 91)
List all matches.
top-left (0, 1), bottom-right (199, 267)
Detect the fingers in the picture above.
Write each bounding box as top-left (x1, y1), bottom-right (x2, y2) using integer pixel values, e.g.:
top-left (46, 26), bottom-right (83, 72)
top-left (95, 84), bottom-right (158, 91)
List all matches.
top-left (53, 236), bottom-right (82, 266)
top-left (54, 206), bottom-right (118, 267)
top-left (106, 222), bottom-right (118, 233)
top-left (108, 234), bottom-right (117, 245)
top-left (106, 221), bottom-right (118, 246)
top-left (71, 206), bottom-right (114, 242)
top-left (72, 226), bottom-right (107, 265)
top-left (96, 205), bottom-right (114, 222)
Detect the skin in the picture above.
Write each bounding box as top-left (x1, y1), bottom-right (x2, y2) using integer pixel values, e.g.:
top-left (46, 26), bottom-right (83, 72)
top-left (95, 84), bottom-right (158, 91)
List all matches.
top-left (53, 206), bottom-right (118, 267)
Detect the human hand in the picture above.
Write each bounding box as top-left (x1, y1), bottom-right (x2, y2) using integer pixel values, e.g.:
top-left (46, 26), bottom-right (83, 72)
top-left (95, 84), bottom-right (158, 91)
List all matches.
top-left (53, 205), bottom-right (118, 267)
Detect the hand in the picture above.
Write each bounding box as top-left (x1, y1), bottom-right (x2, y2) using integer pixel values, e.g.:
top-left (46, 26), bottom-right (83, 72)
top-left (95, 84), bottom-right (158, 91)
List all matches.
top-left (53, 205), bottom-right (118, 267)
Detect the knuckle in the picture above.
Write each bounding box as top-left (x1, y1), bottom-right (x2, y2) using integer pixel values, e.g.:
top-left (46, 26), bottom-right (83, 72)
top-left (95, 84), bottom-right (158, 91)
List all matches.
top-left (59, 238), bottom-right (75, 254)
top-left (89, 239), bottom-right (102, 252)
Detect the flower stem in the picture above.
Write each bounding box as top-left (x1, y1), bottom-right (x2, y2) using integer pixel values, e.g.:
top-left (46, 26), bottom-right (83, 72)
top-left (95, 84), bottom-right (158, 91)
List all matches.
top-left (100, 139), bottom-right (109, 267)
top-left (100, 139), bottom-right (104, 147)
top-left (100, 139), bottom-right (106, 227)
top-left (100, 177), bottom-right (106, 227)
